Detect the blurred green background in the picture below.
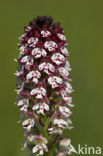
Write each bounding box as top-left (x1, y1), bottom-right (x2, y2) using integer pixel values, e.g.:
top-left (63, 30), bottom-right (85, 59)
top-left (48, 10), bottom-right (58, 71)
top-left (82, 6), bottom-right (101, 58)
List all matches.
top-left (0, 0), bottom-right (103, 155)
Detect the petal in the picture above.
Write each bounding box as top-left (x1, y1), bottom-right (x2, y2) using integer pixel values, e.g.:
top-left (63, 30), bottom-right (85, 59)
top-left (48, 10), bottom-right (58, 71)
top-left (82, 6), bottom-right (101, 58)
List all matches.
top-left (41, 49), bottom-right (47, 57)
top-left (41, 30), bottom-right (51, 37)
top-left (19, 45), bottom-right (26, 54)
top-left (44, 41), bottom-right (50, 48)
top-left (43, 103), bottom-right (49, 111)
top-left (65, 82), bottom-right (72, 93)
top-left (51, 53), bottom-right (65, 65)
top-left (21, 56), bottom-right (30, 63)
top-left (35, 70), bottom-right (41, 78)
top-left (32, 104), bottom-right (39, 110)
top-left (32, 145), bottom-right (42, 154)
top-left (65, 61), bottom-right (71, 71)
top-left (59, 106), bottom-right (71, 117)
top-left (59, 67), bottom-right (68, 77)
top-left (17, 99), bottom-right (26, 106)
top-left (39, 62), bottom-right (46, 70)
top-left (67, 103), bottom-right (74, 107)
top-left (54, 76), bottom-right (63, 84)
top-left (28, 37), bottom-right (34, 44)
top-left (58, 53), bottom-right (65, 61)
top-left (52, 82), bottom-right (58, 88)
top-left (40, 87), bottom-right (46, 96)
top-left (32, 48), bottom-right (40, 55)
top-left (50, 41), bottom-right (58, 48)
top-left (26, 71), bottom-right (34, 79)
top-left (42, 143), bottom-right (48, 152)
top-left (54, 119), bottom-right (68, 128)
top-left (30, 88), bottom-right (38, 95)
top-left (33, 78), bottom-right (38, 84)
top-left (35, 53), bottom-right (42, 58)
top-left (38, 104), bottom-right (44, 115)
top-left (25, 26), bottom-right (32, 32)
top-left (57, 33), bottom-right (66, 41)
top-left (36, 90), bottom-right (43, 99)
top-left (22, 119), bottom-right (34, 130)
top-left (61, 47), bottom-right (69, 56)
top-left (20, 105), bottom-right (28, 112)
top-left (48, 77), bottom-right (53, 84)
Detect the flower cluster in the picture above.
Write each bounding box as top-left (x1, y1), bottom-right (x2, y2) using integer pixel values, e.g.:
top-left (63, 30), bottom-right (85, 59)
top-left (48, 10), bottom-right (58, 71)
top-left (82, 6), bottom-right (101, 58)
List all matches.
top-left (15, 16), bottom-right (75, 156)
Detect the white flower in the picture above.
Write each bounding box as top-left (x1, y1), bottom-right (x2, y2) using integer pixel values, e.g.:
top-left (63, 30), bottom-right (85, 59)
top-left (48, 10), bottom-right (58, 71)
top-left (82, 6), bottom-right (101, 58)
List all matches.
top-left (44, 41), bottom-right (58, 51)
top-left (41, 30), bottom-right (51, 37)
top-left (32, 143), bottom-right (48, 156)
top-left (17, 99), bottom-right (29, 112)
top-left (61, 90), bottom-right (72, 102)
top-left (59, 67), bottom-right (69, 77)
top-left (26, 70), bottom-right (41, 84)
top-left (57, 33), bottom-right (66, 41)
top-left (65, 61), bottom-right (71, 71)
top-left (65, 82), bottom-right (73, 94)
top-left (22, 119), bottom-right (34, 131)
top-left (39, 62), bottom-right (55, 75)
top-left (28, 135), bottom-right (48, 144)
top-left (67, 103), bottom-right (74, 107)
top-left (25, 26), bottom-right (32, 32)
top-left (32, 48), bottom-right (47, 58)
top-left (48, 127), bottom-right (62, 134)
top-left (33, 145), bottom-right (43, 155)
top-left (54, 119), bottom-right (69, 129)
top-left (19, 44), bottom-right (27, 54)
top-left (19, 33), bottom-right (26, 40)
top-left (59, 106), bottom-right (72, 117)
top-left (56, 152), bottom-right (66, 156)
top-left (32, 103), bottom-right (49, 115)
top-left (61, 47), bottom-right (69, 56)
top-left (20, 55), bottom-right (33, 70)
top-left (28, 37), bottom-right (38, 47)
top-left (30, 87), bottom-right (46, 99)
top-left (51, 53), bottom-right (65, 65)
top-left (48, 76), bottom-right (63, 88)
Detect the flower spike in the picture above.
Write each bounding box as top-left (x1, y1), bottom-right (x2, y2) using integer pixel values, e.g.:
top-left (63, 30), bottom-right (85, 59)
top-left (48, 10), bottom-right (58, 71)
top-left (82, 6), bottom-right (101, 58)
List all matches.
top-left (15, 16), bottom-right (75, 156)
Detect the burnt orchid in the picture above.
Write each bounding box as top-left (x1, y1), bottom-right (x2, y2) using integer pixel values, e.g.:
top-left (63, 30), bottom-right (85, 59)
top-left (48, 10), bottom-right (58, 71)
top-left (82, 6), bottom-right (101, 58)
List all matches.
top-left (15, 16), bottom-right (76, 156)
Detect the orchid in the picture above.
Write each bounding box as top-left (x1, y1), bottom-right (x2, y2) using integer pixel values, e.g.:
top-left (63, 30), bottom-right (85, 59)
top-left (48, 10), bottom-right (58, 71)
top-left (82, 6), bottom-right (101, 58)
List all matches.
top-left (28, 37), bottom-right (38, 47)
top-left (41, 30), bottom-right (51, 37)
top-left (30, 87), bottom-right (46, 99)
top-left (44, 41), bottom-right (58, 51)
top-left (32, 103), bottom-right (49, 115)
top-left (16, 99), bottom-right (29, 112)
top-left (22, 119), bottom-right (34, 131)
top-left (32, 143), bottom-right (48, 156)
top-left (15, 16), bottom-right (75, 156)
top-left (20, 55), bottom-right (34, 70)
top-left (32, 48), bottom-right (47, 58)
top-left (39, 62), bottom-right (55, 75)
top-left (51, 53), bottom-right (65, 65)
top-left (48, 76), bottom-right (63, 88)
top-left (57, 33), bottom-right (66, 41)
top-left (26, 70), bottom-right (41, 84)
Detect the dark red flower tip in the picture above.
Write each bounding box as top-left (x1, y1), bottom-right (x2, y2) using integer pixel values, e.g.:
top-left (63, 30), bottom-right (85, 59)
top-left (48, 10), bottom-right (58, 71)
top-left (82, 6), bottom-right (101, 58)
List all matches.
top-left (33, 16), bottom-right (53, 28)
